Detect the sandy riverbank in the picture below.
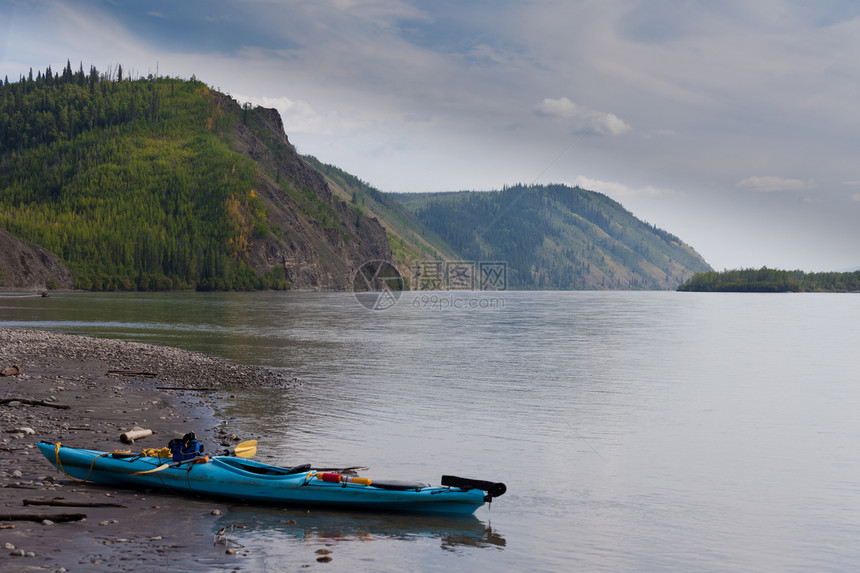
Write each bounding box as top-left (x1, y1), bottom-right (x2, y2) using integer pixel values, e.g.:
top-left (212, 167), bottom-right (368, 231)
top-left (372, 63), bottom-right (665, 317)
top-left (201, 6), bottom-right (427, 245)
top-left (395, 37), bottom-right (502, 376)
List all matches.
top-left (0, 328), bottom-right (300, 572)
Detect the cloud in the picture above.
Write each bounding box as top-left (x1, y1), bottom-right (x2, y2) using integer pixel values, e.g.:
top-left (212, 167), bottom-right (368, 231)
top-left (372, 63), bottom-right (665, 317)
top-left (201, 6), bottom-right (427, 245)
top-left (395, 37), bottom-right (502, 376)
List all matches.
top-left (736, 176), bottom-right (817, 192)
top-left (536, 97), bottom-right (631, 135)
top-left (4, 0), bottom-right (860, 272)
top-left (573, 176), bottom-right (677, 197)
top-left (234, 94), bottom-right (369, 136)
top-left (0, 0), bottom-right (154, 72)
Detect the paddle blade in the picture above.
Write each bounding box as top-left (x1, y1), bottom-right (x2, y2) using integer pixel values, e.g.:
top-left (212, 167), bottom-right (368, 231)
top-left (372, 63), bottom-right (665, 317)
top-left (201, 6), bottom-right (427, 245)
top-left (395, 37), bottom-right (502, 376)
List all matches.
top-left (131, 463), bottom-right (170, 475)
top-left (233, 440), bottom-right (257, 458)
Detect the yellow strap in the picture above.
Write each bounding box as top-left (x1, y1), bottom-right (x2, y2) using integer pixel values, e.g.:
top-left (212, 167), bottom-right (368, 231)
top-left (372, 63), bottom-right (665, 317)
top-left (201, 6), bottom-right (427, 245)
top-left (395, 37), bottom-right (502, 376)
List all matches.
top-left (53, 442), bottom-right (131, 483)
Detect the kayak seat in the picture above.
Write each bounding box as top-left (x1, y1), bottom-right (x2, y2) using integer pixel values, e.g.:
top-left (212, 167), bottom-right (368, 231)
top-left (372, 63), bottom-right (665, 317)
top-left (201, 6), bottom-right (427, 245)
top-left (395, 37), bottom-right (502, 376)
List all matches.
top-left (371, 480), bottom-right (430, 491)
top-left (285, 463), bottom-right (312, 475)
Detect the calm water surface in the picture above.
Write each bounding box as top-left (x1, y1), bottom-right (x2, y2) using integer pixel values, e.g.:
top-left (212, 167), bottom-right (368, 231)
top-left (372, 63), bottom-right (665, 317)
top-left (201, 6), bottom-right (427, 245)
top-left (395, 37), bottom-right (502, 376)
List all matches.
top-left (2, 290), bottom-right (859, 572)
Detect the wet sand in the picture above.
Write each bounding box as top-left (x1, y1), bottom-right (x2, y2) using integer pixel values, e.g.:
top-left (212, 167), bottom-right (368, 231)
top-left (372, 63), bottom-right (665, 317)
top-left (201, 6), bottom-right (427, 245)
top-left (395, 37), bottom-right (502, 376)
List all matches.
top-left (0, 328), bottom-right (296, 572)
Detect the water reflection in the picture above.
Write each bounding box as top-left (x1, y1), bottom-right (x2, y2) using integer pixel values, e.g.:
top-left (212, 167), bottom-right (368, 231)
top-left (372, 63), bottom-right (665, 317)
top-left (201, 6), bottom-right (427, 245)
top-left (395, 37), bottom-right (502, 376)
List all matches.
top-left (213, 507), bottom-right (506, 551)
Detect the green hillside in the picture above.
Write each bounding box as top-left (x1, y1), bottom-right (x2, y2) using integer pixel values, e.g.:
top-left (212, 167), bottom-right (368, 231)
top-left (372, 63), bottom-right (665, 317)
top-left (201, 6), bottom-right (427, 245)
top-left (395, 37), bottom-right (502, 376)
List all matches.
top-left (393, 185), bottom-right (711, 289)
top-left (0, 63), bottom-right (283, 290)
top-left (0, 63), bottom-right (394, 291)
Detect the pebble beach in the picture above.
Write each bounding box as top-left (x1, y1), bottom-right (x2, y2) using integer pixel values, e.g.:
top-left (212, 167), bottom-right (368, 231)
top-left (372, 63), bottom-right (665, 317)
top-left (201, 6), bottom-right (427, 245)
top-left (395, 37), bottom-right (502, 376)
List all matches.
top-left (0, 328), bottom-right (294, 572)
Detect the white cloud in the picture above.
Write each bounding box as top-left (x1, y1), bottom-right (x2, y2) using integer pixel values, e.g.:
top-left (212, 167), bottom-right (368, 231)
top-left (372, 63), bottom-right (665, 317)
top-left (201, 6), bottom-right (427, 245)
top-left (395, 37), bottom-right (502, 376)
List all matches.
top-left (573, 176), bottom-right (677, 197)
top-left (851, 193), bottom-right (860, 202)
top-left (536, 97), bottom-right (631, 135)
top-left (233, 94), bottom-right (369, 136)
top-left (736, 176), bottom-right (816, 192)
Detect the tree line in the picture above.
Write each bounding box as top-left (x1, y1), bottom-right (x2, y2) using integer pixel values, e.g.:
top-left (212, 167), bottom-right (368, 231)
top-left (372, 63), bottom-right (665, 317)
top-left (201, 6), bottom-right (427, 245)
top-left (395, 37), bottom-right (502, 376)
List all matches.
top-left (678, 267), bottom-right (860, 292)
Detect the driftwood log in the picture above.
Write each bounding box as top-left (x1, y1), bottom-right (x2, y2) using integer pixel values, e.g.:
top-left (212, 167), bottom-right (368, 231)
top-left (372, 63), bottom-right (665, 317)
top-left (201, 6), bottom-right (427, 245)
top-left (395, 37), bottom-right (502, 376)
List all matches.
top-left (120, 428), bottom-right (153, 443)
top-left (1, 512), bottom-right (87, 522)
top-left (108, 370), bottom-right (157, 378)
top-left (24, 498), bottom-right (126, 508)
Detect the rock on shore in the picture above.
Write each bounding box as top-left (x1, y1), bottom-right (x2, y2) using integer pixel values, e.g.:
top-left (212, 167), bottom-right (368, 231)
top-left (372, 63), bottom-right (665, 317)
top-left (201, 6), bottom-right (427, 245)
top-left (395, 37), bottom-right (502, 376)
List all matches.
top-left (0, 328), bottom-right (292, 572)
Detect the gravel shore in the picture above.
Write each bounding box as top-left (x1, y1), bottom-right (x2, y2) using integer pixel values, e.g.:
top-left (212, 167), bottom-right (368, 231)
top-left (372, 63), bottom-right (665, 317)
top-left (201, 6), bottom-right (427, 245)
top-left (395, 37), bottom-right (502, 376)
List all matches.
top-left (0, 328), bottom-right (294, 572)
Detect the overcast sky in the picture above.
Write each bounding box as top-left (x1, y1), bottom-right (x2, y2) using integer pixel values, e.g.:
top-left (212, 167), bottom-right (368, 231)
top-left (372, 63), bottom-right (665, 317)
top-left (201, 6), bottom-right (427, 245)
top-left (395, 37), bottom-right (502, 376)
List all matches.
top-left (3, 0), bottom-right (859, 271)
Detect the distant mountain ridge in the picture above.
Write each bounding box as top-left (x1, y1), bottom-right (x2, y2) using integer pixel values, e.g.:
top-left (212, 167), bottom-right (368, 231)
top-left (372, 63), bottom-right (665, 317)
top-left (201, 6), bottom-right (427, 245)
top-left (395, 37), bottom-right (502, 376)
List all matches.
top-left (303, 163), bottom-right (711, 290)
top-left (391, 185), bottom-right (711, 289)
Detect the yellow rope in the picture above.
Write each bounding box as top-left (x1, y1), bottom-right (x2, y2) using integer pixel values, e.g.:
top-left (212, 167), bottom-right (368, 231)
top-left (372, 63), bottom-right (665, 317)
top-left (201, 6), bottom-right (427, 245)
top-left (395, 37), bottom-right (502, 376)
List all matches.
top-left (53, 442), bottom-right (131, 483)
top-left (142, 447), bottom-right (171, 458)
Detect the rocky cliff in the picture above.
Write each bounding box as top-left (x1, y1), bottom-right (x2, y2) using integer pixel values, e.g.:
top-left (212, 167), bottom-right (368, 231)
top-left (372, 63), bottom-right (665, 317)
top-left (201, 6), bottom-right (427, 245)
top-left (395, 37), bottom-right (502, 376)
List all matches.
top-left (0, 230), bottom-right (74, 290)
top-left (224, 97), bottom-right (393, 290)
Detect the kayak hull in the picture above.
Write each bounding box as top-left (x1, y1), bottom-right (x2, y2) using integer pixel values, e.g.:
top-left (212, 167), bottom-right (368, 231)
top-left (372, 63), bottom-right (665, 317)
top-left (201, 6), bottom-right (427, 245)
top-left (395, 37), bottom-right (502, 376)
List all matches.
top-left (37, 443), bottom-right (488, 515)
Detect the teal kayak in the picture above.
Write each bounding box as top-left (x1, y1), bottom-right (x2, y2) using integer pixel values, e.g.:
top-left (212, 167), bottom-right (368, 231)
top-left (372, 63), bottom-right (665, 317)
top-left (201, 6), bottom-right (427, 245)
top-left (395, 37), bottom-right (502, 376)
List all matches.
top-left (37, 442), bottom-right (505, 515)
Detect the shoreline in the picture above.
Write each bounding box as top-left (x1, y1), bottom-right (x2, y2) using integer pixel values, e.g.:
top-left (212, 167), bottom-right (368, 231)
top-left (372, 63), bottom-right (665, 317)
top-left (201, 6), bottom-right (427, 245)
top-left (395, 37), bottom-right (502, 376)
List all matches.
top-left (0, 328), bottom-right (293, 572)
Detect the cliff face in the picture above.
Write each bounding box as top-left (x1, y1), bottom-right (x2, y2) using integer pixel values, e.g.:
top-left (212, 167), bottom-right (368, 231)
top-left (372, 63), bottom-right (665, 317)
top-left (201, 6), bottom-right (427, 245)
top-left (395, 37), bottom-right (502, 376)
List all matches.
top-left (0, 230), bottom-right (74, 290)
top-left (222, 96), bottom-right (393, 290)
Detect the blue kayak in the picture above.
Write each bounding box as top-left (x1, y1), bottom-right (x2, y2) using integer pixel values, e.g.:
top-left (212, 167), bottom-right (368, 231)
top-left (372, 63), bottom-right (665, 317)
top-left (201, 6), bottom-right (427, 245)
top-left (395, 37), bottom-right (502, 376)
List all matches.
top-left (37, 443), bottom-right (505, 515)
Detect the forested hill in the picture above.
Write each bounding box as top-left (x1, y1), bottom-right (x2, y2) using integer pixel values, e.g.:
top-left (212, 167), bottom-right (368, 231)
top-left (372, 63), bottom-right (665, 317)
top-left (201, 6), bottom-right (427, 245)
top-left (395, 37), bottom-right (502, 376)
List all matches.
top-left (0, 63), bottom-right (391, 290)
top-left (393, 185), bottom-right (711, 289)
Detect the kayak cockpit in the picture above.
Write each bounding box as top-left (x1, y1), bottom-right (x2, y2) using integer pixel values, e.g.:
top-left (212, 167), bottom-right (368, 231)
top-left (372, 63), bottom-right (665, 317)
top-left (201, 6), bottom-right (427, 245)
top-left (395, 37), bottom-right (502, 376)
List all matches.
top-left (212, 457), bottom-right (308, 477)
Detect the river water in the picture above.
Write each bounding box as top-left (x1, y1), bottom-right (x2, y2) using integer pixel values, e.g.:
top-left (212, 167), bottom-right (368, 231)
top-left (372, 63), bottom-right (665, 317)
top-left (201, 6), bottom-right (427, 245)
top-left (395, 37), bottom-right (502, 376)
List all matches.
top-left (2, 290), bottom-right (859, 572)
